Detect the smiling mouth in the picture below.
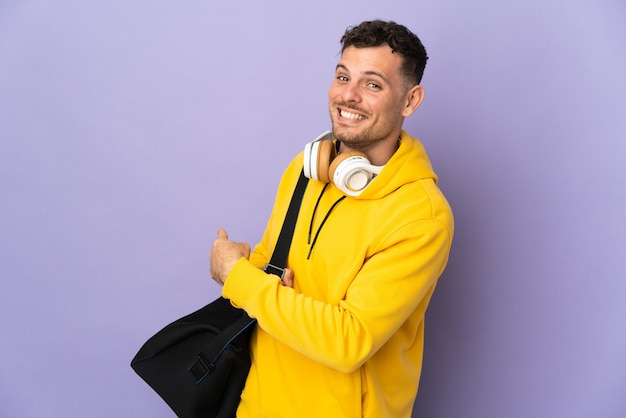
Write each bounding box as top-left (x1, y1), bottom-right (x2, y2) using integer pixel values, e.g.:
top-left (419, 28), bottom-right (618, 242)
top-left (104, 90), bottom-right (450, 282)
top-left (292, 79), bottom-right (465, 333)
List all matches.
top-left (339, 109), bottom-right (367, 120)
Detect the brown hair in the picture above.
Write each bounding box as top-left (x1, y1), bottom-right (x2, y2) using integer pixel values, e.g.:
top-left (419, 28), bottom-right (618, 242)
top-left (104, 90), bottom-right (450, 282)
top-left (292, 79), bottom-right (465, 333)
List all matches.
top-left (340, 20), bottom-right (428, 85)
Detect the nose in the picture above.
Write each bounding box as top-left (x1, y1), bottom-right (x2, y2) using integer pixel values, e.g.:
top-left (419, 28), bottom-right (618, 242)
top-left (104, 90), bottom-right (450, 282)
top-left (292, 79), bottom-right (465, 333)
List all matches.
top-left (341, 82), bottom-right (361, 103)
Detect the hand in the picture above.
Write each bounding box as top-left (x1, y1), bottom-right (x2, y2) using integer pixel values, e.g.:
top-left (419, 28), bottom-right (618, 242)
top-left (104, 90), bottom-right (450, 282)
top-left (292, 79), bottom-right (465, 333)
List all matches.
top-left (210, 228), bottom-right (250, 286)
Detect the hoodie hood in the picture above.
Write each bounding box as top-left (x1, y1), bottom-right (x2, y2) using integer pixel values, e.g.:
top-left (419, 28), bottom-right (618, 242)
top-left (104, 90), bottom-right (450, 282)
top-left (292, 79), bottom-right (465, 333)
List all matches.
top-left (350, 130), bottom-right (437, 200)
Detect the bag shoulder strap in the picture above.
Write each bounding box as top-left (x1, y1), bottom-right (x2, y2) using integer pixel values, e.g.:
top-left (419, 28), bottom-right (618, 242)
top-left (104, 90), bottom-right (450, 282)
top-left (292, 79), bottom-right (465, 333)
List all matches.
top-left (189, 169), bottom-right (309, 383)
top-left (263, 169), bottom-right (308, 278)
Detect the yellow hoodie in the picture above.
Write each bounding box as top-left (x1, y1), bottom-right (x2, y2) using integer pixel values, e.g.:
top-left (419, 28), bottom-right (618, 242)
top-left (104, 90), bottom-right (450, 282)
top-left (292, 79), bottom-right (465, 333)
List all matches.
top-left (223, 131), bottom-right (454, 417)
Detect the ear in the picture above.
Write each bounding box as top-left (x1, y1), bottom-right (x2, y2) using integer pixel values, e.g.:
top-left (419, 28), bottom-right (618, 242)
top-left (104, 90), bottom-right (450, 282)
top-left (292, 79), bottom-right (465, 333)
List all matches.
top-left (402, 85), bottom-right (425, 118)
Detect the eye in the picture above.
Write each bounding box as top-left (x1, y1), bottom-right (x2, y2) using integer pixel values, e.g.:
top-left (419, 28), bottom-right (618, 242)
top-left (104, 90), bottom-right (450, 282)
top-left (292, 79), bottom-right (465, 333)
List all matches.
top-left (367, 82), bottom-right (381, 90)
top-left (336, 75), bottom-right (349, 82)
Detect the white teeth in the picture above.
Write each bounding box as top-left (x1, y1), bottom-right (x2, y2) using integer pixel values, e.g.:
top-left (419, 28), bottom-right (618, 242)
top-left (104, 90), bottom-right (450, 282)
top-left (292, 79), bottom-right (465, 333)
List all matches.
top-left (340, 110), bottom-right (366, 120)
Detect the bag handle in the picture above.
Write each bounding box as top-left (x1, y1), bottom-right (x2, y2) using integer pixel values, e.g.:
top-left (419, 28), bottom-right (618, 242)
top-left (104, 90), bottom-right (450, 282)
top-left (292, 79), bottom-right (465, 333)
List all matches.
top-left (189, 312), bottom-right (258, 383)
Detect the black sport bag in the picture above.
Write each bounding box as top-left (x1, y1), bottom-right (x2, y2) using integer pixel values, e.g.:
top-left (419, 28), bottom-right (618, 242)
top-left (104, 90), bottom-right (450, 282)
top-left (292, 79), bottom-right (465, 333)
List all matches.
top-left (131, 297), bottom-right (255, 417)
top-left (131, 171), bottom-right (308, 417)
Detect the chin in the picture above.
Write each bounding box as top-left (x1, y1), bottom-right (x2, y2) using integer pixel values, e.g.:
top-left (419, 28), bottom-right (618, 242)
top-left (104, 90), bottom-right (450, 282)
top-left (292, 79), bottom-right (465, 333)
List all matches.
top-left (331, 124), bottom-right (360, 142)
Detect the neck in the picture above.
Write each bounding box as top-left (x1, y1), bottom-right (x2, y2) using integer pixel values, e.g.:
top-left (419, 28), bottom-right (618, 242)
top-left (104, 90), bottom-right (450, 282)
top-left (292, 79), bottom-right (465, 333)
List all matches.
top-left (338, 133), bottom-right (401, 166)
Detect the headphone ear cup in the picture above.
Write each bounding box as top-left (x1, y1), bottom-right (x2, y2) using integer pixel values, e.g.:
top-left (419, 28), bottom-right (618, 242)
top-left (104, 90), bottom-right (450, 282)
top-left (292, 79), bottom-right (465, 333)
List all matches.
top-left (316, 140), bottom-right (337, 183)
top-left (328, 150), bottom-right (368, 178)
top-left (329, 151), bottom-right (371, 194)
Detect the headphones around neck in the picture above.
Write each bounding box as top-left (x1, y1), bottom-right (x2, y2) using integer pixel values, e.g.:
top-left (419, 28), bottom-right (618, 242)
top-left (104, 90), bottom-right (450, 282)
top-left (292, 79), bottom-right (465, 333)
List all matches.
top-left (303, 131), bottom-right (383, 197)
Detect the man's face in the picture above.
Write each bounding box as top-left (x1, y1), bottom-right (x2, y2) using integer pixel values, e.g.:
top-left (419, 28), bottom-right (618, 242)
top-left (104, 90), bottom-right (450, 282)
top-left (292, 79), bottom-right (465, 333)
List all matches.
top-left (328, 45), bottom-right (411, 151)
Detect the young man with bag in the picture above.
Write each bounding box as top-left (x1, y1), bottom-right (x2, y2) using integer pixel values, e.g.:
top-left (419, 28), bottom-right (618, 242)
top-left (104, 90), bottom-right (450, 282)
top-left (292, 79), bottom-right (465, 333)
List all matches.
top-left (210, 20), bottom-right (454, 418)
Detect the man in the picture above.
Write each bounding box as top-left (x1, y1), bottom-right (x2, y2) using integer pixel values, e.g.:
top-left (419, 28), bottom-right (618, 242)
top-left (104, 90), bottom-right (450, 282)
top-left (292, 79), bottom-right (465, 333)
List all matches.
top-left (210, 20), bottom-right (454, 418)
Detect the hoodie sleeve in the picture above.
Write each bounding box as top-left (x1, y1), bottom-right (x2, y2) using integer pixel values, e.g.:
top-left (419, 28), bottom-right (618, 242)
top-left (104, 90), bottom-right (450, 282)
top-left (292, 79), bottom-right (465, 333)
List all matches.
top-left (223, 215), bottom-right (453, 373)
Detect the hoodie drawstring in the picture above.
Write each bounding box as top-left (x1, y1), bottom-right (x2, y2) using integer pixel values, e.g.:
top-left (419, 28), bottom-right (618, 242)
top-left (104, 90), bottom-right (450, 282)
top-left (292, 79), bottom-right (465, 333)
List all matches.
top-left (307, 184), bottom-right (346, 259)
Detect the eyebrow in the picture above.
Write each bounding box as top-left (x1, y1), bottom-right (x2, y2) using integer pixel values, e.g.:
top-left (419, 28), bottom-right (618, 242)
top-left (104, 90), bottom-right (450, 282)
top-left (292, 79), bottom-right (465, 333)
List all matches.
top-left (335, 64), bottom-right (389, 84)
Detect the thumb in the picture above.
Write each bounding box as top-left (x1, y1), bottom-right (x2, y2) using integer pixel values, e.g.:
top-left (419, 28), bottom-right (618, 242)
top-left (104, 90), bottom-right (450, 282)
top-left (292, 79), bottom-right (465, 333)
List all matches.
top-left (217, 228), bottom-right (229, 240)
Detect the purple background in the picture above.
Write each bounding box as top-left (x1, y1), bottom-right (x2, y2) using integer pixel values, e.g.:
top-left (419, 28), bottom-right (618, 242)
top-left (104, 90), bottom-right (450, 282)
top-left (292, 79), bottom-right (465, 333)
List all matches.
top-left (1, 1), bottom-right (625, 417)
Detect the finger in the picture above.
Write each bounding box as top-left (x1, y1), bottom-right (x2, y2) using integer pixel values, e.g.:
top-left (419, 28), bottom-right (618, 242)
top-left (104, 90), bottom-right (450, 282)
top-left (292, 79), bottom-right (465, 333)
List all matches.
top-left (282, 268), bottom-right (294, 288)
top-left (241, 242), bottom-right (251, 258)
